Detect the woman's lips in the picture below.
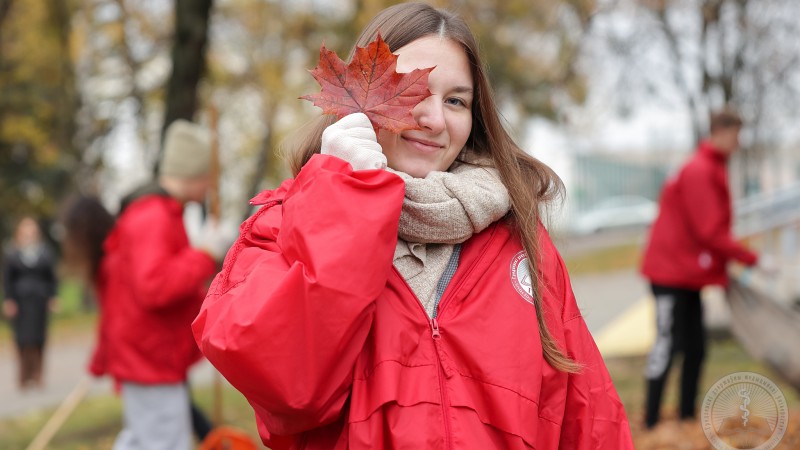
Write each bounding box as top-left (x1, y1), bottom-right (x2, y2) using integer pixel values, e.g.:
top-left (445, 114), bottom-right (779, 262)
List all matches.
top-left (402, 136), bottom-right (443, 153)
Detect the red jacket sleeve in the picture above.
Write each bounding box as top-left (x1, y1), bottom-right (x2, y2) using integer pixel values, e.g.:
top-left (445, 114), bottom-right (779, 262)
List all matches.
top-left (193, 155), bottom-right (405, 439)
top-left (678, 162), bottom-right (758, 266)
top-left (540, 229), bottom-right (634, 449)
top-left (124, 198), bottom-right (217, 311)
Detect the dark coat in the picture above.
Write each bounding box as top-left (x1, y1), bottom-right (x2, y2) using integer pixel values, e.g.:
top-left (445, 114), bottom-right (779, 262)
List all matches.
top-left (3, 244), bottom-right (58, 346)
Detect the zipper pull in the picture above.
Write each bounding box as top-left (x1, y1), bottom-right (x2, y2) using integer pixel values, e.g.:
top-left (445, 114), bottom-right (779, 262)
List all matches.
top-left (431, 319), bottom-right (455, 378)
top-left (431, 318), bottom-right (441, 340)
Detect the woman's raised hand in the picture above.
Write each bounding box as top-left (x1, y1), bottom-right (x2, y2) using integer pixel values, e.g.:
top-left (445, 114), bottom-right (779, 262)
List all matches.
top-left (321, 113), bottom-right (387, 171)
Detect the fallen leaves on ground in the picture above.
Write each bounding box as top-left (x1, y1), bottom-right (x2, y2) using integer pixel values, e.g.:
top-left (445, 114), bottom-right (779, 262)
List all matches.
top-left (629, 408), bottom-right (800, 449)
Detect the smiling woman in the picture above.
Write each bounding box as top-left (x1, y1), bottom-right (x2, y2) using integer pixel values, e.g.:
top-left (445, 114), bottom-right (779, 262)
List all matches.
top-left (377, 36), bottom-right (473, 178)
top-left (193, 3), bottom-right (634, 449)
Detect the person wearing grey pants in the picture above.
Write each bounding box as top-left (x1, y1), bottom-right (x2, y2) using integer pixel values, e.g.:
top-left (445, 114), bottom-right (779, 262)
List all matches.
top-left (112, 382), bottom-right (192, 450)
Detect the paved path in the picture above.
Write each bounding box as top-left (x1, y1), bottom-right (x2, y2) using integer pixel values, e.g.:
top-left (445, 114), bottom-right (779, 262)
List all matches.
top-left (570, 268), bottom-right (731, 358)
top-left (571, 268), bottom-right (656, 357)
top-left (570, 268), bottom-right (649, 335)
top-left (0, 331), bottom-right (109, 418)
top-left (0, 329), bottom-right (216, 420)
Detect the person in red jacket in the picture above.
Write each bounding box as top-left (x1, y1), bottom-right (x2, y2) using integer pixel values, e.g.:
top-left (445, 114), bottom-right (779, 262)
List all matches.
top-left (193, 3), bottom-right (634, 449)
top-left (68, 120), bottom-right (231, 450)
top-left (640, 108), bottom-right (759, 429)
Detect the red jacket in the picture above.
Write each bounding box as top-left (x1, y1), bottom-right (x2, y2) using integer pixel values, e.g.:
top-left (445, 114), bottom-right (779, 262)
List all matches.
top-left (193, 155), bottom-right (633, 449)
top-left (641, 141), bottom-right (758, 289)
top-left (89, 194), bottom-right (217, 383)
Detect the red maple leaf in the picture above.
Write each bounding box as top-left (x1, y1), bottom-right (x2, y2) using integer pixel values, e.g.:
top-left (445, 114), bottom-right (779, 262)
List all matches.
top-left (300, 33), bottom-right (434, 133)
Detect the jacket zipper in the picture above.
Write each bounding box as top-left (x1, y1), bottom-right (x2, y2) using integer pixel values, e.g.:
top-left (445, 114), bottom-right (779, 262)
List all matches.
top-left (391, 228), bottom-right (497, 449)
top-left (391, 267), bottom-right (455, 450)
top-left (431, 317), bottom-right (453, 450)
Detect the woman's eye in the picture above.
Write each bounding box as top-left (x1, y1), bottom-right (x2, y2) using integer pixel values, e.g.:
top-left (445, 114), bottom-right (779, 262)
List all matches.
top-left (445, 97), bottom-right (467, 107)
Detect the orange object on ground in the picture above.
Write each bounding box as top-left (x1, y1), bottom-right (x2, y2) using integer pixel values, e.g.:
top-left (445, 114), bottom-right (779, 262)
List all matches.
top-left (198, 426), bottom-right (259, 450)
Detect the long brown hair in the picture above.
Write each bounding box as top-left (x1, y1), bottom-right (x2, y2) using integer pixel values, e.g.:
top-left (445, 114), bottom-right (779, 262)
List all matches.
top-left (284, 3), bottom-right (578, 372)
top-left (61, 195), bottom-right (115, 283)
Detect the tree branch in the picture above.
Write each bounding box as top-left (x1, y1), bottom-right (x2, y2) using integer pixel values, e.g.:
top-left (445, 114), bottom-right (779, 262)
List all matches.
top-left (158, 0), bottom-right (214, 173)
top-left (653, 4), bottom-right (704, 142)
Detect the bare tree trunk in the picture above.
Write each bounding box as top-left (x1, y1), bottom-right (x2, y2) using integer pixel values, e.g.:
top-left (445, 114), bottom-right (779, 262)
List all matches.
top-left (47, 0), bottom-right (78, 160)
top-left (158, 0), bottom-right (213, 173)
top-left (0, 0), bottom-right (12, 26)
top-left (0, 0), bottom-right (14, 126)
top-left (654, 7), bottom-right (705, 144)
top-left (242, 116), bottom-right (275, 223)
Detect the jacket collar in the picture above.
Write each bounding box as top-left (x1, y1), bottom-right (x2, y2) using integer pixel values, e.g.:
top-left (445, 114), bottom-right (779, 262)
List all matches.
top-left (698, 139), bottom-right (729, 163)
top-left (119, 183), bottom-right (171, 214)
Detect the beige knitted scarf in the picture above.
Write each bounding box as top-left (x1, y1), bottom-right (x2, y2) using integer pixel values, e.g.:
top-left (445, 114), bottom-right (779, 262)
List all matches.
top-left (390, 150), bottom-right (511, 317)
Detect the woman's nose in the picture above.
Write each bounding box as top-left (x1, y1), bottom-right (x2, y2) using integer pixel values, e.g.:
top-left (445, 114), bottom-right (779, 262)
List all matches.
top-left (412, 95), bottom-right (445, 134)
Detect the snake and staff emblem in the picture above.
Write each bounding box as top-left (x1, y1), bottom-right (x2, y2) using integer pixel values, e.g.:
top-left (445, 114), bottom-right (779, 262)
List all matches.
top-left (701, 372), bottom-right (788, 450)
top-left (739, 388), bottom-right (751, 427)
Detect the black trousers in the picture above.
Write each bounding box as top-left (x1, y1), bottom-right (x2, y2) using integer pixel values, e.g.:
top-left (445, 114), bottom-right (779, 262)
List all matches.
top-left (644, 284), bottom-right (706, 428)
top-left (191, 400), bottom-right (213, 441)
top-left (186, 382), bottom-right (213, 441)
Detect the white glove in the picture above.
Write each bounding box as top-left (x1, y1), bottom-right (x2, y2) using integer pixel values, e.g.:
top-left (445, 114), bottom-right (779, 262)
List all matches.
top-left (186, 202), bottom-right (240, 261)
top-left (755, 254), bottom-right (779, 275)
top-left (194, 219), bottom-right (238, 261)
top-left (184, 202), bottom-right (205, 248)
top-left (321, 113), bottom-right (387, 171)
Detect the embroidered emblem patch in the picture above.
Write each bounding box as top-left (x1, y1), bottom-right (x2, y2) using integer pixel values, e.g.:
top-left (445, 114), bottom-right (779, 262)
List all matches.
top-left (510, 250), bottom-right (534, 304)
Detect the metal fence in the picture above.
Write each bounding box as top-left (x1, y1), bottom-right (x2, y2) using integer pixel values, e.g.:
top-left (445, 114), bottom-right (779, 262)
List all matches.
top-left (728, 182), bottom-right (800, 390)
top-left (570, 153), bottom-right (671, 214)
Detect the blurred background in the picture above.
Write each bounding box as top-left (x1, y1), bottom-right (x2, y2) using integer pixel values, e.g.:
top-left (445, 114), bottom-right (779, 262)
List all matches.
top-left (1, 0), bottom-right (799, 448)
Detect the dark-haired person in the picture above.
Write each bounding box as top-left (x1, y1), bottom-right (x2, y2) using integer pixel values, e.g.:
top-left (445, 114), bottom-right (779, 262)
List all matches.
top-left (640, 108), bottom-right (760, 429)
top-left (193, 3), bottom-right (634, 449)
top-left (3, 217), bottom-right (58, 390)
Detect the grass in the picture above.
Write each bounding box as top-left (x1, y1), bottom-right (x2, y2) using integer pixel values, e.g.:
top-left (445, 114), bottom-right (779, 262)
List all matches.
top-left (0, 382), bottom-right (260, 450)
top-left (52, 279), bottom-right (86, 317)
top-left (560, 239), bottom-right (800, 447)
top-left (0, 393), bottom-right (124, 450)
top-left (0, 279), bottom-right (260, 450)
top-left (608, 339), bottom-right (800, 418)
top-left (0, 278), bottom-right (261, 449)
top-left (609, 338), bottom-right (800, 449)
top-left (563, 241), bottom-right (643, 276)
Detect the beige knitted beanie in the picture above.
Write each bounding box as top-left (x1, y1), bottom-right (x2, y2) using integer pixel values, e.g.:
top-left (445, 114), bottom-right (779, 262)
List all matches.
top-left (159, 119), bottom-right (211, 178)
